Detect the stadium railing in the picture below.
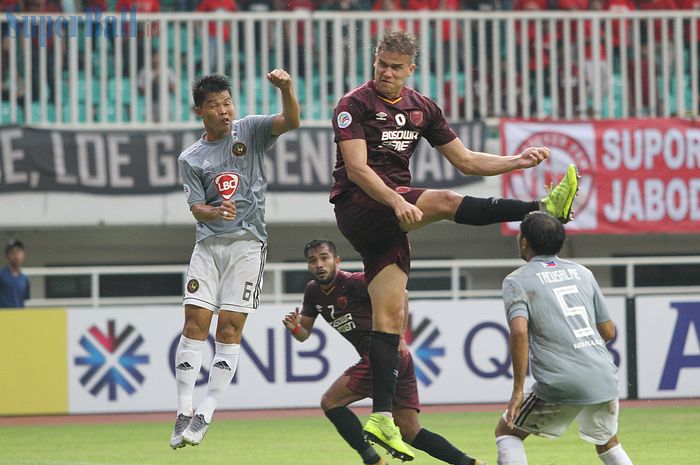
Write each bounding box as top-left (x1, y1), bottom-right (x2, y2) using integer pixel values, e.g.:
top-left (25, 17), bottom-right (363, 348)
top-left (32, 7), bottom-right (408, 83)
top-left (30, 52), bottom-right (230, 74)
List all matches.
top-left (22, 255), bottom-right (700, 308)
top-left (1, 10), bottom-right (698, 128)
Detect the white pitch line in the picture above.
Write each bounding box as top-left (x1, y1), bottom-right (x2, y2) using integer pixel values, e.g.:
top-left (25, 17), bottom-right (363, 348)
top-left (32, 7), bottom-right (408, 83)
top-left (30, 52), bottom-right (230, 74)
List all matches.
top-left (0, 460), bottom-right (161, 465)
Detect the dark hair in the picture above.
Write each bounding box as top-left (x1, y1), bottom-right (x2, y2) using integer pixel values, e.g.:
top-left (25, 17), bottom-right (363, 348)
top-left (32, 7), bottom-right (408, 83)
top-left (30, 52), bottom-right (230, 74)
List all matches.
top-left (303, 239), bottom-right (338, 259)
top-left (5, 239), bottom-right (24, 255)
top-left (375, 30), bottom-right (418, 61)
top-left (191, 73), bottom-right (232, 107)
top-left (519, 212), bottom-right (565, 256)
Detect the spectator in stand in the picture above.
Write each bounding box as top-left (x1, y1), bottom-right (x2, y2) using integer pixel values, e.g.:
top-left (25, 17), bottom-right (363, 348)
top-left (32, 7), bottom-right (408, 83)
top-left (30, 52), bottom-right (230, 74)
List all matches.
top-left (371, 0), bottom-right (408, 38)
top-left (23, 0), bottom-right (62, 102)
top-left (582, 0), bottom-right (609, 116)
top-left (115, 0), bottom-right (161, 76)
top-left (678, 0), bottom-right (700, 112)
top-left (318, 0), bottom-right (372, 9)
top-left (138, 49), bottom-right (177, 122)
top-left (271, 0), bottom-right (314, 77)
top-left (196, 0), bottom-right (238, 72)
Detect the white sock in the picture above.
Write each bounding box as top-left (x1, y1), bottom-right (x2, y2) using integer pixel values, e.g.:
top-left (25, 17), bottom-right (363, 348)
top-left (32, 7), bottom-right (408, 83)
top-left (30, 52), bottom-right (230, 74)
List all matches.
top-left (175, 335), bottom-right (205, 417)
top-left (598, 444), bottom-right (633, 465)
top-left (195, 341), bottom-right (240, 423)
top-left (496, 435), bottom-right (528, 465)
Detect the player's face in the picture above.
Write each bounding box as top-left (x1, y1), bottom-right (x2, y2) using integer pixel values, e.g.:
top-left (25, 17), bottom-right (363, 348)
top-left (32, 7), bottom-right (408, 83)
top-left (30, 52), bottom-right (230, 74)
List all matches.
top-left (306, 245), bottom-right (340, 285)
top-left (195, 90), bottom-right (235, 140)
top-left (373, 50), bottom-right (416, 99)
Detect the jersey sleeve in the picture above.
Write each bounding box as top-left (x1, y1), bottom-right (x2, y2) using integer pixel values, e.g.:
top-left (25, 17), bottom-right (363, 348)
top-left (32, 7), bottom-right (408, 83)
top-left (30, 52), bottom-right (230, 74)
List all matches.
top-left (178, 157), bottom-right (206, 208)
top-left (240, 114), bottom-right (278, 156)
top-left (300, 282), bottom-right (319, 318)
top-left (421, 99), bottom-right (457, 147)
top-left (502, 276), bottom-right (530, 321)
top-left (333, 96), bottom-right (366, 142)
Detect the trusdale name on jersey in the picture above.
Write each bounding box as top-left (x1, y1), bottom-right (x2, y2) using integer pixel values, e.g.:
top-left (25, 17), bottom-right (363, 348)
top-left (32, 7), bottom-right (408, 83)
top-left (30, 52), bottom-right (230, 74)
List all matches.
top-left (381, 129), bottom-right (420, 152)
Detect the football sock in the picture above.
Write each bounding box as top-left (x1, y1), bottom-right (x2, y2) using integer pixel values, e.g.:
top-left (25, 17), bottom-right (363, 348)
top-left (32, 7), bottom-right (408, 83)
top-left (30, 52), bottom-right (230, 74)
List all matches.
top-left (496, 435), bottom-right (528, 465)
top-left (369, 331), bottom-right (401, 413)
top-left (196, 341), bottom-right (240, 423)
top-left (454, 196), bottom-right (539, 226)
top-left (410, 428), bottom-right (476, 465)
top-left (325, 407), bottom-right (382, 464)
top-left (598, 444), bottom-right (634, 465)
top-left (174, 335), bottom-right (205, 416)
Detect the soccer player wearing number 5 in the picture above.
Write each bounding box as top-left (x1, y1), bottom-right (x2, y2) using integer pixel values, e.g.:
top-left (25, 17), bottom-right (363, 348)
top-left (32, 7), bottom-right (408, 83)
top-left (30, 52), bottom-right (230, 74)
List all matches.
top-left (496, 212), bottom-right (634, 465)
top-left (284, 239), bottom-right (486, 465)
top-left (170, 71), bottom-right (300, 449)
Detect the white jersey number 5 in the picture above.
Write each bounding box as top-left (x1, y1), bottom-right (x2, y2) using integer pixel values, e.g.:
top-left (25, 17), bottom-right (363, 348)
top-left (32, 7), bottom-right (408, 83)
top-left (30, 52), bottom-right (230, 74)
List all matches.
top-left (553, 285), bottom-right (594, 338)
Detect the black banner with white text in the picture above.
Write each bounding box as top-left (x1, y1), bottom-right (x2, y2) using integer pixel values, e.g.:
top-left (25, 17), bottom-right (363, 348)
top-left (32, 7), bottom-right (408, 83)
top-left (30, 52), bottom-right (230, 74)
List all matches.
top-left (0, 122), bottom-right (485, 194)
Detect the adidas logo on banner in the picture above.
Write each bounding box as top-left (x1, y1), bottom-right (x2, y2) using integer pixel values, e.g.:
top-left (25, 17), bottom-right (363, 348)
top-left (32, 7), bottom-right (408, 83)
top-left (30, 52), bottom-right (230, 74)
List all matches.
top-left (213, 361), bottom-right (231, 371)
top-left (176, 362), bottom-right (194, 371)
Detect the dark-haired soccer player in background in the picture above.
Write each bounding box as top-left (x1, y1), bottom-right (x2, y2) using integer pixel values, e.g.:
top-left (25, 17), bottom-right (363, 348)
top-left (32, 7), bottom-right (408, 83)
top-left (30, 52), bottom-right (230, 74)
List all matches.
top-left (330, 29), bottom-right (579, 458)
top-left (496, 212), bottom-right (634, 465)
top-left (283, 239), bottom-right (486, 465)
top-left (170, 70), bottom-right (300, 449)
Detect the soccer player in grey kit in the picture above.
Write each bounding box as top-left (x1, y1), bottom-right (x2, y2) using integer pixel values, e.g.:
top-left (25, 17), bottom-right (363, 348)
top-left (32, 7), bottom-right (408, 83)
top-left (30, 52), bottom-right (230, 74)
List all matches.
top-left (496, 212), bottom-right (634, 465)
top-left (169, 71), bottom-right (300, 449)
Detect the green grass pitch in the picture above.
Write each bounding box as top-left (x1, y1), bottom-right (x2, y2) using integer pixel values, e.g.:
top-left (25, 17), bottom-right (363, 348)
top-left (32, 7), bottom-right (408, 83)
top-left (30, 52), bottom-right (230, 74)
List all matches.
top-left (1, 406), bottom-right (698, 465)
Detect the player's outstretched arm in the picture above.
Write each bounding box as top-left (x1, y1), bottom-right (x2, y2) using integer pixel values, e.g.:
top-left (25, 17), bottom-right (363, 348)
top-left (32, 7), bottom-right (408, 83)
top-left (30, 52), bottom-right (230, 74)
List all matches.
top-left (437, 138), bottom-right (550, 176)
top-left (341, 139), bottom-right (423, 225)
top-left (268, 68), bottom-right (301, 136)
top-left (283, 308), bottom-right (315, 342)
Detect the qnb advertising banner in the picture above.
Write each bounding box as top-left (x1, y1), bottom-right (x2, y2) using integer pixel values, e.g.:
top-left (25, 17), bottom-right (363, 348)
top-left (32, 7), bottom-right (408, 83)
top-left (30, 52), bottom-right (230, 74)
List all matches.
top-left (0, 122), bottom-right (484, 195)
top-left (636, 296), bottom-right (700, 399)
top-left (500, 119), bottom-right (700, 234)
top-left (64, 299), bottom-right (628, 414)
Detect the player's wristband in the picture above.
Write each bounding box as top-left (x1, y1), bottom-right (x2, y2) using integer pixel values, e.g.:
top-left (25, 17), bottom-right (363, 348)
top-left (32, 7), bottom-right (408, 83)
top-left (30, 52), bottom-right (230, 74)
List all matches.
top-left (291, 325), bottom-right (302, 336)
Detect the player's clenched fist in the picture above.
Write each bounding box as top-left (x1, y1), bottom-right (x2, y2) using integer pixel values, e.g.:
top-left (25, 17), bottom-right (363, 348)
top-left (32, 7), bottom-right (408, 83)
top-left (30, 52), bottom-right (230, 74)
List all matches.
top-left (282, 308), bottom-right (302, 331)
top-left (517, 146), bottom-right (550, 169)
top-left (267, 68), bottom-right (292, 90)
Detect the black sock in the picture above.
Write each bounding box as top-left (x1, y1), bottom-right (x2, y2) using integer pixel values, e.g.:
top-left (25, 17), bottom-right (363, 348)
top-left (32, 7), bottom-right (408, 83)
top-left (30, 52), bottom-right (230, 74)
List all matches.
top-left (410, 428), bottom-right (476, 465)
top-left (369, 331), bottom-right (400, 413)
top-left (454, 196), bottom-right (539, 225)
top-left (325, 407), bottom-right (381, 464)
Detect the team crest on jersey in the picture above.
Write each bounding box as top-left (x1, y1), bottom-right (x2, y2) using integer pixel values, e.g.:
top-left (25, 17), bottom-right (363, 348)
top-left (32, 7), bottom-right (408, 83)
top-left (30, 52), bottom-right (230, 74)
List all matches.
top-left (409, 110), bottom-right (423, 127)
top-left (337, 296), bottom-right (348, 309)
top-left (337, 111), bottom-right (352, 128)
top-left (187, 279), bottom-right (199, 293)
top-left (215, 172), bottom-right (240, 200)
top-left (232, 141), bottom-right (247, 157)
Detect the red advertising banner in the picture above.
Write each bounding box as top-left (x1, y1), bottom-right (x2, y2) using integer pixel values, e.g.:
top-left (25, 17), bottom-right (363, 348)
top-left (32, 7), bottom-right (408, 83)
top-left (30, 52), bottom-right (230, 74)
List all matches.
top-left (500, 119), bottom-right (700, 234)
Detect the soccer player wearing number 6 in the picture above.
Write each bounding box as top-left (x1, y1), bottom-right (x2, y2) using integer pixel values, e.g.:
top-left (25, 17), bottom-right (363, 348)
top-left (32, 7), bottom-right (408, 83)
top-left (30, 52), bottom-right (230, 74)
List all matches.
top-left (284, 239), bottom-right (486, 465)
top-left (496, 212), bottom-right (634, 465)
top-left (170, 71), bottom-right (300, 449)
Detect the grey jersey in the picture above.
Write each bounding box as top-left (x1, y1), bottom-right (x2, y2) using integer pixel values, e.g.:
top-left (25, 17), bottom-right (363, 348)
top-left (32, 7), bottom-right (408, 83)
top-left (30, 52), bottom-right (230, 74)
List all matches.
top-left (502, 255), bottom-right (618, 404)
top-left (179, 115), bottom-right (277, 242)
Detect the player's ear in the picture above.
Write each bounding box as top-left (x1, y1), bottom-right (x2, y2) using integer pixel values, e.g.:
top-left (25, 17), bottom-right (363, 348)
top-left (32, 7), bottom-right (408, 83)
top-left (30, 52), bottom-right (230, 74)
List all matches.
top-left (408, 63), bottom-right (416, 75)
top-left (193, 105), bottom-right (203, 119)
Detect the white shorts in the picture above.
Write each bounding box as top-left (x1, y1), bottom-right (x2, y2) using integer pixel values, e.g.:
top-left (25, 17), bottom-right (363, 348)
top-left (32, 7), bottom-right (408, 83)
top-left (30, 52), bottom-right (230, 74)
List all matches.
top-left (506, 393), bottom-right (619, 445)
top-left (183, 236), bottom-right (267, 313)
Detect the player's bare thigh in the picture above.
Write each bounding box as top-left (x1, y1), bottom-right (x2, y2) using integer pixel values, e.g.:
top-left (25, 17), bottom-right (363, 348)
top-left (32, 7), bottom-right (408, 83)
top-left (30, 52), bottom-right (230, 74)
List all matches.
top-left (320, 375), bottom-right (366, 411)
top-left (400, 189), bottom-right (462, 232)
top-left (367, 264), bottom-right (407, 334)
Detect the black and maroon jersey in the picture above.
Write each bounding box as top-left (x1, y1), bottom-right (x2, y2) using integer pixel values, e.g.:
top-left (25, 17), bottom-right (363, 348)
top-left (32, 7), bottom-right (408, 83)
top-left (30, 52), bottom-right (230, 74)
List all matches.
top-left (301, 270), bottom-right (373, 356)
top-left (330, 80), bottom-right (457, 202)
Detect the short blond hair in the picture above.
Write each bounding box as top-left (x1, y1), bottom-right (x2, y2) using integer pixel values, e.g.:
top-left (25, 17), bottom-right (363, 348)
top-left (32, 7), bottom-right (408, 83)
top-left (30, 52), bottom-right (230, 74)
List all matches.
top-left (375, 30), bottom-right (418, 61)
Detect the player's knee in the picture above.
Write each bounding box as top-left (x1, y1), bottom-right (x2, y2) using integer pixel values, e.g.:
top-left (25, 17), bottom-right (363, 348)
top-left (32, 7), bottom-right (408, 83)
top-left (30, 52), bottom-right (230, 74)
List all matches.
top-left (182, 320), bottom-right (208, 340)
top-left (434, 190), bottom-right (462, 216)
top-left (320, 393), bottom-right (337, 412)
top-left (216, 325), bottom-right (242, 344)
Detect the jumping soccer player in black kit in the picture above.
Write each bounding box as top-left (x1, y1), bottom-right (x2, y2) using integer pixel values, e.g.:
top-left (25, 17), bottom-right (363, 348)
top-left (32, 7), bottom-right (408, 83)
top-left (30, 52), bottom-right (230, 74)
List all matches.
top-left (330, 30), bottom-right (579, 460)
top-left (283, 239), bottom-right (486, 465)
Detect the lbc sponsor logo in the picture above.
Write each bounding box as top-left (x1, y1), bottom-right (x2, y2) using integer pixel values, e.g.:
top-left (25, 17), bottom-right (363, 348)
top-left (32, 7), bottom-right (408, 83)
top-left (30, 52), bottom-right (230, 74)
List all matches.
top-left (215, 172), bottom-right (240, 200)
